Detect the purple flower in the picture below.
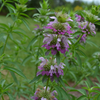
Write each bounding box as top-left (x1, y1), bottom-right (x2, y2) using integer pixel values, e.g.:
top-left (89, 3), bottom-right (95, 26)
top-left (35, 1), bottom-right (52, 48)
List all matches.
top-left (31, 87), bottom-right (58, 100)
top-left (43, 34), bottom-right (54, 45)
top-left (37, 57), bottom-right (65, 81)
top-left (42, 34), bottom-right (71, 55)
top-left (48, 16), bottom-right (58, 26)
top-left (31, 96), bottom-right (38, 100)
top-left (34, 25), bottom-right (39, 30)
top-left (51, 49), bottom-right (57, 55)
top-left (38, 57), bottom-right (48, 70)
top-left (75, 14), bottom-right (84, 22)
top-left (78, 21), bottom-right (96, 35)
top-left (41, 97), bottom-right (47, 100)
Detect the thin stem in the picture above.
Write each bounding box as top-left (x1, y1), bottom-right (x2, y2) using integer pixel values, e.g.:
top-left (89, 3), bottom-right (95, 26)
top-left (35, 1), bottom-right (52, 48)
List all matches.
top-left (2, 96), bottom-right (4, 100)
top-left (74, 34), bottom-right (83, 46)
top-left (2, 33), bottom-right (9, 54)
top-left (45, 77), bottom-right (49, 93)
top-left (0, 0), bottom-right (7, 12)
top-left (2, 21), bottom-right (16, 54)
top-left (34, 36), bottom-right (41, 92)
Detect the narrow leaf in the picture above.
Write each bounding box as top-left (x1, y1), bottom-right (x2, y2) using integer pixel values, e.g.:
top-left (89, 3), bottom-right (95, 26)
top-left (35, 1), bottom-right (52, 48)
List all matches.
top-left (29, 75), bottom-right (42, 84)
top-left (56, 52), bottom-right (60, 65)
top-left (27, 36), bottom-right (38, 49)
top-left (4, 66), bottom-right (26, 78)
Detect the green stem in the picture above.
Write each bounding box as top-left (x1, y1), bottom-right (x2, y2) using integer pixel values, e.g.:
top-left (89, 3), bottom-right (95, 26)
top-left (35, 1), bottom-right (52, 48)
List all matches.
top-left (34, 50), bottom-right (39, 93)
top-left (74, 34), bottom-right (83, 46)
top-left (2, 96), bottom-right (4, 100)
top-left (0, 0), bottom-right (7, 12)
top-left (88, 92), bottom-right (91, 100)
top-left (2, 21), bottom-right (16, 54)
top-left (34, 37), bottom-right (41, 92)
top-left (2, 33), bottom-right (9, 54)
top-left (45, 77), bottom-right (49, 93)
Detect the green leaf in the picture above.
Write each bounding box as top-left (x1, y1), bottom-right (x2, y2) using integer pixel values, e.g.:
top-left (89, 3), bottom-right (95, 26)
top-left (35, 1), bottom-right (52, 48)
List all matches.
top-left (27, 8), bottom-right (35, 11)
top-left (86, 40), bottom-right (99, 48)
top-left (59, 77), bottom-right (66, 90)
top-left (4, 83), bottom-right (13, 90)
top-left (95, 22), bottom-right (100, 25)
top-left (20, 13), bottom-right (30, 18)
top-left (29, 75), bottom-right (42, 84)
top-left (77, 95), bottom-right (87, 100)
top-left (42, 75), bottom-right (48, 83)
top-left (55, 86), bottom-right (71, 100)
top-left (10, 71), bottom-right (19, 84)
top-left (96, 76), bottom-right (100, 83)
top-left (0, 46), bottom-right (4, 55)
top-left (27, 36), bottom-right (38, 49)
top-left (9, 32), bottom-right (13, 40)
top-left (4, 66), bottom-right (26, 78)
top-left (75, 52), bottom-right (82, 67)
top-left (12, 29), bottom-right (29, 39)
top-left (1, 79), bottom-right (6, 87)
top-left (90, 90), bottom-right (100, 94)
top-left (19, 0), bottom-right (28, 4)
top-left (56, 52), bottom-right (60, 65)
top-left (64, 58), bottom-right (69, 68)
top-left (76, 49), bottom-right (86, 57)
top-left (95, 83), bottom-right (100, 87)
top-left (77, 89), bottom-right (86, 95)
top-left (86, 77), bottom-right (93, 87)
top-left (69, 71), bottom-right (77, 82)
top-left (84, 81), bottom-right (90, 88)
top-left (22, 55), bottom-right (32, 66)
top-left (0, 23), bottom-right (9, 29)
top-left (21, 18), bottom-right (30, 30)
top-left (6, 4), bottom-right (16, 20)
top-left (54, 86), bottom-right (62, 100)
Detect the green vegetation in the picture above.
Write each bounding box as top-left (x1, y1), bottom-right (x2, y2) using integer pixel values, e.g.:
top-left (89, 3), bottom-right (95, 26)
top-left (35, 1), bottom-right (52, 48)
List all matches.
top-left (0, 15), bottom-right (100, 80)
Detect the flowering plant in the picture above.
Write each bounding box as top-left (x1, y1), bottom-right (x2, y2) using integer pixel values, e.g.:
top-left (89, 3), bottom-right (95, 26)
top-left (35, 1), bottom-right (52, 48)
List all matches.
top-left (37, 57), bottom-right (65, 82)
top-left (30, 2), bottom-right (100, 100)
top-left (31, 86), bottom-right (57, 100)
top-left (0, 0), bottom-right (100, 100)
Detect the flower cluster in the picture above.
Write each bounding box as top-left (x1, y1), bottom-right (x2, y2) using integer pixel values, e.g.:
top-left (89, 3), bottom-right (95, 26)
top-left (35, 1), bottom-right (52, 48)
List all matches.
top-left (42, 12), bottom-right (73, 55)
top-left (75, 14), bottom-right (84, 22)
top-left (37, 57), bottom-right (65, 81)
top-left (31, 86), bottom-right (57, 100)
top-left (42, 34), bottom-right (71, 54)
top-left (75, 14), bottom-right (96, 43)
top-left (78, 21), bottom-right (96, 35)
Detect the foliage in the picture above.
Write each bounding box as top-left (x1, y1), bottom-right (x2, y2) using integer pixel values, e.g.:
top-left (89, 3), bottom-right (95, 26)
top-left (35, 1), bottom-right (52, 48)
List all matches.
top-left (0, 0), bottom-right (100, 100)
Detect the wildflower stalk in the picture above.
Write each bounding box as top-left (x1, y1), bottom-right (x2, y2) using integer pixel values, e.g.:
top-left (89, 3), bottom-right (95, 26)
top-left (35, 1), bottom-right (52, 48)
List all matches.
top-left (2, 21), bottom-right (16, 54)
top-left (3, 33), bottom-right (9, 54)
top-left (74, 34), bottom-right (83, 46)
top-left (34, 37), bottom-right (41, 92)
top-left (45, 77), bottom-right (49, 93)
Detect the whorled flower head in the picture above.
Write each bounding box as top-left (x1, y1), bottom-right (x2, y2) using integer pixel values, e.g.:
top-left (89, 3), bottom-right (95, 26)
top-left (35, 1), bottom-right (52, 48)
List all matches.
top-left (42, 34), bottom-right (71, 55)
top-left (31, 86), bottom-right (57, 100)
top-left (37, 57), bottom-right (65, 81)
top-left (42, 13), bottom-right (73, 55)
top-left (44, 16), bottom-right (73, 35)
top-left (78, 21), bottom-right (96, 35)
